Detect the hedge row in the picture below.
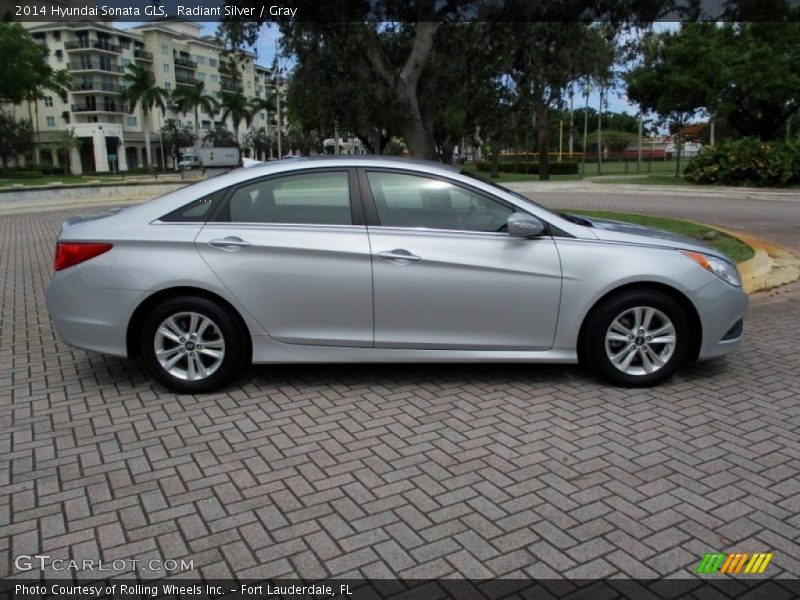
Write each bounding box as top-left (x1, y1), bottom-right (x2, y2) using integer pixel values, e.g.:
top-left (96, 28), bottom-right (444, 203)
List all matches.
top-left (684, 137), bottom-right (800, 186)
top-left (476, 160), bottom-right (579, 175)
top-left (0, 166), bottom-right (67, 177)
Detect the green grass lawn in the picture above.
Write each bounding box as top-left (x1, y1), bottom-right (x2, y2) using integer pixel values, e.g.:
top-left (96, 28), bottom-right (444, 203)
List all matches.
top-left (462, 160), bottom-right (683, 182)
top-left (566, 209), bottom-right (754, 264)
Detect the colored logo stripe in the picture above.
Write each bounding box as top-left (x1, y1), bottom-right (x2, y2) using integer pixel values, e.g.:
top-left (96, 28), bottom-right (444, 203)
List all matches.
top-left (696, 552), bottom-right (773, 574)
top-left (744, 553), bottom-right (773, 574)
top-left (696, 553), bottom-right (726, 574)
top-left (720, 553), bottom-right (749, 574)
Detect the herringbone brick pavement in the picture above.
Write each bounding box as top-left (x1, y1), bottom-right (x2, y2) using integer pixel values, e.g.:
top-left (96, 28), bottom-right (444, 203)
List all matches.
top-left (1, 196), bottom-right (798, 580)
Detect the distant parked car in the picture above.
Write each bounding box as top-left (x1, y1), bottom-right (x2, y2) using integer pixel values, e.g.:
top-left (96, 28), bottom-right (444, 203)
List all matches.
top-left (46, 157), bottom-right (747, 393)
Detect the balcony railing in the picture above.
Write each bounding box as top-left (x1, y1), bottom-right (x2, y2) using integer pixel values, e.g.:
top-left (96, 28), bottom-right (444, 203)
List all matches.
top-left (65, 39), bottom-right (122, 53)
top-left (71, 81), bottom-right (125, 93)
top-left (68, 61), bottom-right (124, 73)
top-left (174, 56), bottom-right (197, 69)
top-left (134, 48), bottom-right (153, 61)
top-left (221, 80), bottom-right (239, 92)
top-left (71, 103), bottom-right (122, 113)
top-left (175, 75), bottom-right (197, 86)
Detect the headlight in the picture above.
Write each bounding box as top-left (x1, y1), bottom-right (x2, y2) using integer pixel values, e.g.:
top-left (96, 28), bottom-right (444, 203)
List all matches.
top-left (682, 251), bottom-right (742, 287)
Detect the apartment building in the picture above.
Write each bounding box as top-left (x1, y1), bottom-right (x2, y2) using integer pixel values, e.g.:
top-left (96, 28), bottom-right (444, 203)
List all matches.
top-left (14, 20), bottom-right (281, 174)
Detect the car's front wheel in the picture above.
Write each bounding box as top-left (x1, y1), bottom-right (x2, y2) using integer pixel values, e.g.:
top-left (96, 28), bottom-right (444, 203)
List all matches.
top-left (583, 289), bottom-right (690, 387)
top-left (140, 296), bottom-right (245, 393)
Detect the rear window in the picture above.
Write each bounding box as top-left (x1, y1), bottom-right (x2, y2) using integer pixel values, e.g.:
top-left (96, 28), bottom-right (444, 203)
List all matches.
top-left (160, 190), bottom-right (222, 222)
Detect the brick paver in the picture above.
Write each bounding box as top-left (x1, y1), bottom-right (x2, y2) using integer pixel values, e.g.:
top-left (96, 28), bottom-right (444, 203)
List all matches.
top-left (1, 190), bottom-right (799, 580)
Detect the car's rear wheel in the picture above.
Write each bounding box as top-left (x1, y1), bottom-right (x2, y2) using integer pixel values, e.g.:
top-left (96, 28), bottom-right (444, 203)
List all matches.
top-left (583, 289), bottom-right (690, 387)
top-left (140, 296), bottom-right (244, 393)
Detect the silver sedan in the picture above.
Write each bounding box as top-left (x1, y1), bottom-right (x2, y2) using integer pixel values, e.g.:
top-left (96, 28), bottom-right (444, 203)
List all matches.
top-left (46, 157), bottom-right (747, 393)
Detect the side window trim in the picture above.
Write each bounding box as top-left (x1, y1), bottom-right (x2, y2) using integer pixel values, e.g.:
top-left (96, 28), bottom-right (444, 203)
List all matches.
top-left (358, 167), bottom-right (519, 233)
top-left (210, 167), bottom-right (365, 226)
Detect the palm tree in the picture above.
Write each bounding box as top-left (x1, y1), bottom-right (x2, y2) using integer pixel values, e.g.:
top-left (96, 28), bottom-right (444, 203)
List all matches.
top-left (122, 64), bottom-right (167, 168)
top-left (171, 81), bottom-right (217, 147)
top-left (218, 88), bottom-right (256, 150)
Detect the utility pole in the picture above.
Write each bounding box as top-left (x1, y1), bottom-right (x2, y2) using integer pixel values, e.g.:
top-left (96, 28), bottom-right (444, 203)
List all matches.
top-left (568, 85), bottom-right (575, 155)
top-left (582, 82), bottom-right (589, 176)
top-left (558, 120), bottom-right (563, 162)
top-left (597, 86), bottom-right (603, 176)
top-left (637, 111), bottom-right (643, 173)
top-left (275, 83), bottom-right (282, 159)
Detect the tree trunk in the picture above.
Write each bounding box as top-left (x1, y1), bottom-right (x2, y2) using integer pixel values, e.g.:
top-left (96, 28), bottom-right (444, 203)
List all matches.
top-left (195, 107), bottom-right (200, 146)
top-left (143, 107), bottom-right (152, 168)
top-left (536, 105), bottom-right (550, 181)
top-left (709, 113), bottom-right (715, 146)
top-left (675, 131), bottom-right (682, 178)
top-left (363, 20), bottom-right (440, 160)
top-left (490, 148), bottom-right (500, 178)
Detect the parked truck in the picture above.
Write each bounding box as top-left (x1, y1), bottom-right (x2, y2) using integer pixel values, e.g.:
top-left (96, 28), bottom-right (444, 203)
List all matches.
top-left (178, 147), bottom-right (240, 170)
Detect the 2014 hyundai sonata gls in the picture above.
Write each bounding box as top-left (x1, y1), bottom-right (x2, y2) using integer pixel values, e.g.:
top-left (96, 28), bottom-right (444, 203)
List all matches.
top-left (46, 157), bottom-right (747, 393)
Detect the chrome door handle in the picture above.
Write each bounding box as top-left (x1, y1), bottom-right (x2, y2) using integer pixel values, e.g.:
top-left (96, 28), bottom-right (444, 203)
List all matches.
top-left (377, 249), bottom-right (421, 262)
top-left (209, 236), bottom-right (252, 248)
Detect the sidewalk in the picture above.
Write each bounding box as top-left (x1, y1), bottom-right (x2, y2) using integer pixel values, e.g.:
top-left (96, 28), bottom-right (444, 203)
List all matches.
top-left (506, 179), bottom-right (800, 202)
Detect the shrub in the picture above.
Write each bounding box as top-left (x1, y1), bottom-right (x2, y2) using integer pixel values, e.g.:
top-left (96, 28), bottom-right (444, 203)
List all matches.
top-left (684, 137), bottom-right (800, 186)
top-left (476, 160), bottom-right (579, 176)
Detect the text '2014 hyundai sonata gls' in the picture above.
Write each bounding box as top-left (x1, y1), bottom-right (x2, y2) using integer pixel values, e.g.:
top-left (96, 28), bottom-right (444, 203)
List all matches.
top-left (46, 157), bottom-right (747, 393)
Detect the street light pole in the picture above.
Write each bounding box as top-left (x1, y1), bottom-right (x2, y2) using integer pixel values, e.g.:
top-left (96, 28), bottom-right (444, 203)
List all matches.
top-left (582, 82), bottom-right (589, 176)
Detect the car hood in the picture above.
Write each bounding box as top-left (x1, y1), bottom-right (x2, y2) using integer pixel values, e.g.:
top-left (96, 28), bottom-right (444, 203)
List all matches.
top-left (575, 215), bottom-right (725, 258)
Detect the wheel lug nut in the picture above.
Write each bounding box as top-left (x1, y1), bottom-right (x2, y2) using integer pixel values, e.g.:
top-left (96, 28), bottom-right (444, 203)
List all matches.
top-left (190, 352), bottom-right (195, 357)
top-left (180, 337), bottom-right (185, 343)
top-left (628, 335), bottom-right (634, 340)
top-left (179, 347), bottom-right (185, 353)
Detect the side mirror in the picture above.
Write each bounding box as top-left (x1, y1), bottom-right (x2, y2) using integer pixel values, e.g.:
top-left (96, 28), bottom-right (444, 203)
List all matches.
top-left (507, 212), bottom-right (545, 238)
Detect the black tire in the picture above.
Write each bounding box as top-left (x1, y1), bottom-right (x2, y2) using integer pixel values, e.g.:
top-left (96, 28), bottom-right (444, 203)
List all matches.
top-left (583, 289), bottom-right (690, 387)
top-left (140, 295), bottom-right (246, 393)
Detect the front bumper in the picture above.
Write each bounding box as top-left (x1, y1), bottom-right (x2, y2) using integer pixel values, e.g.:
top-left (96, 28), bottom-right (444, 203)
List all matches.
top-left (690, 277), bottom-right (749, 360)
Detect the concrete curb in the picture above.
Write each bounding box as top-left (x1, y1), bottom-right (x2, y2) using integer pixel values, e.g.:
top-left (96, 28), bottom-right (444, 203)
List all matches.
top-left (715, 228), bottom-right (800, 294)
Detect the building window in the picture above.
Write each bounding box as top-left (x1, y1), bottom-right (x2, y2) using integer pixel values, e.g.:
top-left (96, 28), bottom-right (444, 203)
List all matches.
top-left (209, 58), bottom-right (217, 67)
top-left (163, 64), bottom-right (169, 74)
top-left (46, 116), bottom-right (55, 127)
top-left (247, 81), bottom-right (252, 88)
top-left (53, 32), bottom-right (60, 41)
top-left (44, 97), bottom-right (53, 107)
top-left (120, 38), bottom-right (130, 49)
top-left (201, 120), bottom-right (210, 129)
top-left (165, 82), bottom-right (172, 91)
top-left (127, 116), bottom-right (137, 127)
top-left (161, 44), bottom-right (168, 55)
top-left (197, 72), bottom-right (205, 82)
top-left (210, 74), bottom-right (218, 83)
top-left (196, 55), bottom-right (204, 65)
top-left (260, 113), bottom-right (265, 121)
top-left (121, 58), bottom-right (131, 68)
top-left (55, 49), bottom-right (63, 62)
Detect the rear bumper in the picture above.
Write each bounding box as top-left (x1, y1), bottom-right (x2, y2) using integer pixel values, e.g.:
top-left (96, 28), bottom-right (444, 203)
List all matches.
top-left (45, 268), bottom-right (143, 358)
top-left (690, 278), bottom-right (749, 360)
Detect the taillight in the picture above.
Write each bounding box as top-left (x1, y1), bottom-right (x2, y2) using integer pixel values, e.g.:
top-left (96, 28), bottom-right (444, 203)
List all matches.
top-left (54, 242), bottom-right (113, 271)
